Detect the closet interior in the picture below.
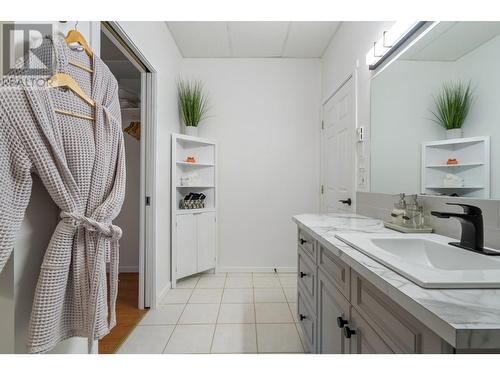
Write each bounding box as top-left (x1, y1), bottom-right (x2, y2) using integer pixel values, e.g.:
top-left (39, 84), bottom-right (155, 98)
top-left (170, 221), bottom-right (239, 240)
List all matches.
top-left (99, 27), bottom-right (144, 354)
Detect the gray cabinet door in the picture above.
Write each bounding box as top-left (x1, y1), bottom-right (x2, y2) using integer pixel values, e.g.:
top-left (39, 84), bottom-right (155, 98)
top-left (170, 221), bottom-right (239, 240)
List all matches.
top-left (298, 286), bottom-right (317, 353)
top-left (348, 308), bottom-right (394, 354)
top-left (297, 247), bottom-right (317, 312)
top-left (317, 270), bottom-right (350, 354)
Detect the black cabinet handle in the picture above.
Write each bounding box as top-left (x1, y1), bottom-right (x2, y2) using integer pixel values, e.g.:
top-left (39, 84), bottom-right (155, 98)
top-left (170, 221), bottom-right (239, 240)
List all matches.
top-left (336, 316), bottom-right (348, 328)
top-left (299, 238), bottom-right (307, 245)
top-left (299, 314), bottom-right (307, 321)
top-left (299, 272), bottom-right (307, 278)
top-left (339, 198), bottom-right (352, 206)
top-left (343, 326), bottom-right (356, 339)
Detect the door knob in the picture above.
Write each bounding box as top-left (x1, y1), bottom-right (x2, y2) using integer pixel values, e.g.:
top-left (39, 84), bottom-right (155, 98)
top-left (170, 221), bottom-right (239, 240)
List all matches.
top-left (299, 238), bottom-right (307, 245)
top-left (336, 316), bottom-right (348, 328)
top-left (343, 326), bottom-right (356, 338)
top-left (300, 272), bottom-right (307, 278)
top-left (339, 198), bottom-right (352, 206)
top-left (299, 314), bottom-right (307, 321)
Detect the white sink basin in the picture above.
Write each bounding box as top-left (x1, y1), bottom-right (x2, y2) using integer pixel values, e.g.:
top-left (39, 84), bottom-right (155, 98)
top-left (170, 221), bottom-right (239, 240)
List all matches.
top-left (335, 233), bottom-right (500, 288)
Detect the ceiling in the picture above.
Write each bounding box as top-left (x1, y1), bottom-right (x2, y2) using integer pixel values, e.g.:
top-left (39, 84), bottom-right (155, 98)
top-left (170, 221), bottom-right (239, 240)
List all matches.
top-left (401, 21), bottom-right (500, 61)
top-left (166, 21), bottom-right (340, 58)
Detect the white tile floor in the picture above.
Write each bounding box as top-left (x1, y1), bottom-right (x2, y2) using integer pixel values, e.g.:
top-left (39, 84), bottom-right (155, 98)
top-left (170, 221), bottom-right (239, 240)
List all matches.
top-left (117, 272), bottom-right (306, 354)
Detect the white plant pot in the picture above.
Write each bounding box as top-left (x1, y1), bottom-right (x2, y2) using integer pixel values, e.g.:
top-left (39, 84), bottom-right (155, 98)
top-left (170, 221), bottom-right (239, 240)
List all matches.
top-left (446, 128), bottom-right (463, 140)
top-left (183, 125), bottom-right (199, 137)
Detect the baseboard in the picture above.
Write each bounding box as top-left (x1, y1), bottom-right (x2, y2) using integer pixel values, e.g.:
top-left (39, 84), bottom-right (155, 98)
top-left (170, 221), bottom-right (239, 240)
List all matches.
top-left (216, 266), bottom-right (297, 274)
top-left (156, 281), bottom-right (171, 308)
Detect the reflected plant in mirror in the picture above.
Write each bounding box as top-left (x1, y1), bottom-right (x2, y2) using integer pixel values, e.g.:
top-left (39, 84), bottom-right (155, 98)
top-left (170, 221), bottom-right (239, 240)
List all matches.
top-left (431, 81), bottom-right (473, 139)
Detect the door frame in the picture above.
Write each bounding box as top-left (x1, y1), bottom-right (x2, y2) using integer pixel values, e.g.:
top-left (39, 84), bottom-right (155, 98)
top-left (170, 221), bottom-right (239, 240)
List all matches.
top-left (101, 22), bottom-right (158, 309)
top-left (320, 74), bottom-right (356, 213)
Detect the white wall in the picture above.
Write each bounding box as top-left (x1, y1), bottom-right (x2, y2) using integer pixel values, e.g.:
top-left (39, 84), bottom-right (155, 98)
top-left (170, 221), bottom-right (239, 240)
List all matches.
top-left (117, 22), bottom-right (182, 299)
top-left (454, 34), bottom-right (500, 198)
top-left (322, 21), bottom-right (394, 193)
top-left (181, 58), bottom-right (321, 272)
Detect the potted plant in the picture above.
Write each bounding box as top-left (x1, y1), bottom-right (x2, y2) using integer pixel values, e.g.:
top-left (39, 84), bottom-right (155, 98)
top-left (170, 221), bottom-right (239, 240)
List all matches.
top-left (431, 81), bottom-right (473, 139)
top-left (177, 79), bottom-right (210, 137)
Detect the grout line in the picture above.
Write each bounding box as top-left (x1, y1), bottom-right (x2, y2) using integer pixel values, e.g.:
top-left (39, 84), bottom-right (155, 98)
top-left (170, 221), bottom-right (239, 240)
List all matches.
top-left (208, 273), bottom-right (226, 353)
top-left (252, 273), bottom-right (259, 353)
top-left (161, 277), bottom-right (198, 353)
top-left (280, 274), bottom-right (306, 353)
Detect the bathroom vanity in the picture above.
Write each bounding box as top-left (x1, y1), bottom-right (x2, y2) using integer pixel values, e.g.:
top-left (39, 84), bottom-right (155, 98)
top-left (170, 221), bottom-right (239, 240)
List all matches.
top-left (293, 213), bottom-right (500, 354)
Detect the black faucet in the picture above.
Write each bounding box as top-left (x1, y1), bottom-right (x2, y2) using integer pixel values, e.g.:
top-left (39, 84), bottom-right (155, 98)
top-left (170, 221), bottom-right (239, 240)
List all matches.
top-left (431, 203), bottom-right (499, 256)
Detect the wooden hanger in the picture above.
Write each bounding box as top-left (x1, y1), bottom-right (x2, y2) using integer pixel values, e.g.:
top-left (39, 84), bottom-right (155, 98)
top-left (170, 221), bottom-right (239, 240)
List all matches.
top-left (47, 73), bottom-right (95, 121)
top-left (124, 121), bottom-right (141, 140)
top-left (65, 29), bottom-right (93, 58)
top-left (65, 29), bottom-right (94, 73)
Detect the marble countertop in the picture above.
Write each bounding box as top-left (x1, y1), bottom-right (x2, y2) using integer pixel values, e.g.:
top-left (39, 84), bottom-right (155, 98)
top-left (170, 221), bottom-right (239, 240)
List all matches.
top-left (292, 213), bottom-right (500, 350)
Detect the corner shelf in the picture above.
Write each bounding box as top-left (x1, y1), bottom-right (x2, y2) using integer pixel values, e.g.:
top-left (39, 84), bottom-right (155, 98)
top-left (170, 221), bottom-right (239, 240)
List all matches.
top-left (175, 208), bottom-right (216, 215)
top-left (421, 136), bottom-right (490, 198)
top-left (171, 133), bottom-right (217, 288)
top-left (425, 162), bottom-right (484, 168)
top-left (176, 161), bottom-right (215, 167)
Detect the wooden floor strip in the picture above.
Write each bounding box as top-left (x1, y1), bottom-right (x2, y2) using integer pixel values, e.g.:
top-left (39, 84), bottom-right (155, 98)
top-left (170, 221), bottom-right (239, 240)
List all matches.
top-left (99, 273), bottom-right (148, 354)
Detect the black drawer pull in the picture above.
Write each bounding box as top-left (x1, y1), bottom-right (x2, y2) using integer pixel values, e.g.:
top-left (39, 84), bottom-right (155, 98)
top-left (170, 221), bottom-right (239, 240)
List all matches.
top-left (299, 314), bottom-right (307, 321)
top-left (336, 316), bottom-right (348, 328)
top-left (299, 238), bottom-right (307, 245)
top-left (299, 272), bottom-right (307, 278)
top-left (343, 326), bottom-right (356, 339)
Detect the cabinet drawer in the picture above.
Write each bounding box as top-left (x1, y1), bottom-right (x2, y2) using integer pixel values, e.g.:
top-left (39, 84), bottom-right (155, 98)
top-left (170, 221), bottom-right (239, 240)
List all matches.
top-left (351, 270), bottom-right (447, 354)
top-left (348, 308), bottom-right (394, 354)
top-left (318, 245), bottom-right (350, 299)
top-left (317, 269), bottom-right (350, 354)
top-left (297, 247), bottom-right (317, 309)
top-left (298, 228), bottom-right (316, 262)
top-left (298, 287), bottom-right (317, 353)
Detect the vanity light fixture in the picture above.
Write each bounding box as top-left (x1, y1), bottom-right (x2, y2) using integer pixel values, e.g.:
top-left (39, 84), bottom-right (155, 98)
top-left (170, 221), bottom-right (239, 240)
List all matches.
top-left (366, 21), bottom-right (427, 70)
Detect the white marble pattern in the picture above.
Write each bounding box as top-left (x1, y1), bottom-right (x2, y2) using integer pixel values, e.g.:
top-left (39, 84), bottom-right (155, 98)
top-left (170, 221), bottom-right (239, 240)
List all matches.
top-left (293, 213), bottom-right (500, 350)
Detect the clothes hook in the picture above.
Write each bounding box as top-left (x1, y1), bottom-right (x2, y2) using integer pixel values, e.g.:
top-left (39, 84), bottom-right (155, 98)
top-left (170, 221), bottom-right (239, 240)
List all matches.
top-left (75, 21), bottom-right (79, 31)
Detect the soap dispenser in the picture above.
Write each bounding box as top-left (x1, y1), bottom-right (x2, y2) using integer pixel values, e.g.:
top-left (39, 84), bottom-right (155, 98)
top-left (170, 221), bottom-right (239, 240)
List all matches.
top-left (391, 193), bottom-right (407, 225)
top-left (404, 194), bottom-right (424, 228)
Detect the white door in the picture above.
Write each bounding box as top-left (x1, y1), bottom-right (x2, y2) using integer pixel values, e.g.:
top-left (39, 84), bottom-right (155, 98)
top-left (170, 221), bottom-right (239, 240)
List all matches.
top-left (176, 214), bottom-right (197, 279)
top-left (321, 77), bottom-right (355, 213)
top-left (197, 212), bottom-right (216, 272)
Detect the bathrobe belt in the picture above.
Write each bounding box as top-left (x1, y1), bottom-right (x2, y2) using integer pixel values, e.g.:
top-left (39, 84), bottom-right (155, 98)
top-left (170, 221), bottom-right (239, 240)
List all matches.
top-left (60, 211), bottom-right (122, 352)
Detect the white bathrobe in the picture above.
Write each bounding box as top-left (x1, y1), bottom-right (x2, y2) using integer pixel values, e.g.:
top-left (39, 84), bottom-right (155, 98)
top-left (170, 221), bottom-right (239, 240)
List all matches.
top-left (0, 35), bottom-right (126, 353)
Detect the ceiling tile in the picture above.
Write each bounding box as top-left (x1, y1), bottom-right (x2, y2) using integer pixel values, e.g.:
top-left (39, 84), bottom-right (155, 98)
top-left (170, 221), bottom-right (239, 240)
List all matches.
top-left (283, 22), bottom-right (340, 58)
top-left (167, 22), bottom-right (230, 57)
top-left (228, 21), bottom-right (290, 57)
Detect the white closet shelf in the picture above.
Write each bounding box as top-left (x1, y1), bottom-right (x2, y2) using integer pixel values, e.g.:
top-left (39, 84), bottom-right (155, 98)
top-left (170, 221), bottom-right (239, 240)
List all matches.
top-left (176, 161), bottom-right (215, 167)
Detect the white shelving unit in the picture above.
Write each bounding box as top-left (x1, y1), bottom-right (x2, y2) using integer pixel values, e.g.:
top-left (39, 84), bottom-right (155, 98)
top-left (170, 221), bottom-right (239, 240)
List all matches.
top-left (171, 134), bottom-right (217, 287)
top-left (421, 136), bottom-right (490, 198)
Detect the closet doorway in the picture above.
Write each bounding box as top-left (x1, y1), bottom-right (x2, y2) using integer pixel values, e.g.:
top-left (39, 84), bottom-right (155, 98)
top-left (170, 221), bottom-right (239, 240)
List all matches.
top-left (99, 22), bottom-right (156, 353)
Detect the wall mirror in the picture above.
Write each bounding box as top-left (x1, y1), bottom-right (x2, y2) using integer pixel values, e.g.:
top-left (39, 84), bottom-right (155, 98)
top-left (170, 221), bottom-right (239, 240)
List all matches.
top-left (370, 21), bottom-right (500, 199)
